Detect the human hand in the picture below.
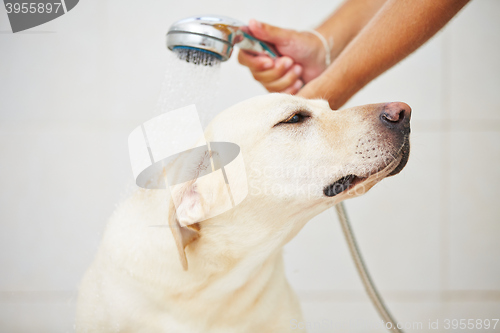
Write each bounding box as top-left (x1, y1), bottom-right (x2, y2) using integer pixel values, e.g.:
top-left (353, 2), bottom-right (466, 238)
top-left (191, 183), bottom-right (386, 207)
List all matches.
top-left (238, 19), bottom-right (328, 94)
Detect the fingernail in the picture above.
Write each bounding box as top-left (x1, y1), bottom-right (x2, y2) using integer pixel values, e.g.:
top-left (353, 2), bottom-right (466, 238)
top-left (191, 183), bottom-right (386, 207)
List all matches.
top-left (293, 80), bottom-right (303, 90)
top-left (282, 57), bottom-right (293, 69)
top-left (250, 19), bottom-right (262, 29)
top-left (293, 65), bottom-right (302, 75)
top-left (263, 58), bottom-right (274, 69)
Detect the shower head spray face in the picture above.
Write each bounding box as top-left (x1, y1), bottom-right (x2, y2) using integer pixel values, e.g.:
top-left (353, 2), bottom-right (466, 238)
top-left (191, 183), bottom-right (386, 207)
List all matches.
top-left (166, 15), bottom-right (278, 66)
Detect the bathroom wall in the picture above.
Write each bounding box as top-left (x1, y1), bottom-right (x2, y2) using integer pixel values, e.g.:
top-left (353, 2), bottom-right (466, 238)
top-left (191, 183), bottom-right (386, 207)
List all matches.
top-left (0, 0), bottom-right (499, 332)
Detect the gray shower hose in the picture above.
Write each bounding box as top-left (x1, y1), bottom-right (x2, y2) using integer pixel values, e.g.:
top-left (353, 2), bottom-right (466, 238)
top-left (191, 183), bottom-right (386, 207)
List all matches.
top-left (335, 202), bottom-right (403, 333)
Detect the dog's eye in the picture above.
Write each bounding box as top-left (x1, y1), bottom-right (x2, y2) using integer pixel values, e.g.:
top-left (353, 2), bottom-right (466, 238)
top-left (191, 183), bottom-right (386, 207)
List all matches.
top-left (282, 113), bottom-right (306, 124)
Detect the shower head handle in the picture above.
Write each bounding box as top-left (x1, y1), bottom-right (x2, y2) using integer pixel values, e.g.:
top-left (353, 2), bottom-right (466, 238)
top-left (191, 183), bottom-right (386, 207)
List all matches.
top-left (166, 15), bottom-right (279, 62)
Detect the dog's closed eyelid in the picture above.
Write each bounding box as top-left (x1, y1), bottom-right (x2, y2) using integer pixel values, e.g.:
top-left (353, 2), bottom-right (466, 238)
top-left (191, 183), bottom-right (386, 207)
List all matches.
top-left (293, 110), bottom-right (312, 118)
top-left (275, 111), bottom-right (312, 126)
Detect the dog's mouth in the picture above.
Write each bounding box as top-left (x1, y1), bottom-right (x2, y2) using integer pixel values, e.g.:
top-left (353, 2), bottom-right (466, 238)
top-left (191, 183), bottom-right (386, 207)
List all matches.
top-left (323, 174), bottom-right (366, 197)
top-left (387, 136), bottom-right (410, 177)
top-left (324, 137), bottom-right (410, 197)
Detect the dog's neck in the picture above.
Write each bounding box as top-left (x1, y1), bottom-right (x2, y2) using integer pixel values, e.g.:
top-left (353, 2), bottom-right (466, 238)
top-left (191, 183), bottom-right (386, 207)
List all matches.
top-left (122, 189), bottom-right (324, 301)
top-left (104, 185), bottom-right (333, 313)
top-left (177, 197), bottom-right (305, 290)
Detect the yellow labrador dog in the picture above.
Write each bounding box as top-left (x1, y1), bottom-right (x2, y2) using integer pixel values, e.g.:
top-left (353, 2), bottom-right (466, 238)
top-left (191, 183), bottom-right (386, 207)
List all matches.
top-left (76, 94), bottom-right (411, 332)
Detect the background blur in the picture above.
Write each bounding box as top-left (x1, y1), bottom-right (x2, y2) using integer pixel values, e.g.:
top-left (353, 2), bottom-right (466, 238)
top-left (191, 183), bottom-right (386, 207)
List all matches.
top-left (1, 0), bottom-right (499, 332)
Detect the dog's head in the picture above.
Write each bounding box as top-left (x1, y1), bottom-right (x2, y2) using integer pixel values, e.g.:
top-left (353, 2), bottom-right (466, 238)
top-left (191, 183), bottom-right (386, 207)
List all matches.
top-left (166, 94), bottom-right (411, 270)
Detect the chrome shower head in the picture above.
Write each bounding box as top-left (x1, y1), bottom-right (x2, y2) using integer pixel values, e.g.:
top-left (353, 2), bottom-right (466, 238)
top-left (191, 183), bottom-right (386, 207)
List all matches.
top-left (166, 15), bottom-right (278, 65)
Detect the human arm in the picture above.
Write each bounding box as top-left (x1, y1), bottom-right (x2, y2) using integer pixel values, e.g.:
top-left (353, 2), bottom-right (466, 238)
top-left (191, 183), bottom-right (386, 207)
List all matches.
top-left (237, 0), bottom-right (388, 93)
top-left (299, 0), bottom-right (470, 109)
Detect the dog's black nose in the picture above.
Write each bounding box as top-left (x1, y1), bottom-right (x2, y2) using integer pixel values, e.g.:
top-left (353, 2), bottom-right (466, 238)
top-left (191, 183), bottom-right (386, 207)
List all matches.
top-left (380, 102), bottom-right (411, 129)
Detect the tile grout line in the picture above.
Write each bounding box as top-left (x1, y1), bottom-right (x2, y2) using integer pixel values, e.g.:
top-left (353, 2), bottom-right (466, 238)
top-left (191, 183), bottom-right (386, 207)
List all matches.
top-left (295, 290), bottom-right (500, 302)
top-left (3, 290), bottom-right (500, 303)
top-left (439, 30), bottom-right (452, 300)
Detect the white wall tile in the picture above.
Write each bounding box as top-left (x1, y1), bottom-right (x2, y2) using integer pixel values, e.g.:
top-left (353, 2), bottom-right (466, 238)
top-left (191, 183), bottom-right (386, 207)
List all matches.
top-left (0, 0), bottom-right (113, 123)
top-left (284, 209), bottom-right (366, 292)
top-left (0, 299), bottom-right (75, 333)
top-left (448, 132), bottom-right (500, 290)
top-left (449, 0), bottom-right (500, 120)
top-left (440, 301), bottom-right (500, 332)
top-left (299, 299), bottom-right (500, 333)
top-left (299, 299), bottom-right (386, 333)
top-left (0, 124), bottom-right (124, 291)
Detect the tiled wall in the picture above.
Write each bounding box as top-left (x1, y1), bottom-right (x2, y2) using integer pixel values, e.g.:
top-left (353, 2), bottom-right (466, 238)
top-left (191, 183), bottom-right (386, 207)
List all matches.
top-left (0, 0), bottom-right (498, 332)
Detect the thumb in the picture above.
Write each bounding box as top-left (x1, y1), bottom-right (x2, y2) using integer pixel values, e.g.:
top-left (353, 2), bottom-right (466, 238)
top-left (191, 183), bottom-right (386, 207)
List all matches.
top-left (248, 19), bottom-right (293, 46)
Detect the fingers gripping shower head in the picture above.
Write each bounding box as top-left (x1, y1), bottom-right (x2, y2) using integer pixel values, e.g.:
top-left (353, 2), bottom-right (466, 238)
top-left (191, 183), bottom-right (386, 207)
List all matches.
top-left (166, 15), bottom-right (278, 65)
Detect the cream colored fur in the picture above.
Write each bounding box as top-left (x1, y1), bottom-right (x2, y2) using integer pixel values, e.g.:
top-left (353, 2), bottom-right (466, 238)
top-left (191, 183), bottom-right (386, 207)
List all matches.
top-left (76, 94), bottom-right (409, 332)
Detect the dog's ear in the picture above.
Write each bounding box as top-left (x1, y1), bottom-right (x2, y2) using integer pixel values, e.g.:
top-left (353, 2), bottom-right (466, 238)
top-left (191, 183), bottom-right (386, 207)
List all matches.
top-left (165, 143), bottom-right (243, 270)
top-left (167, 179), bottom-right (206, 271)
